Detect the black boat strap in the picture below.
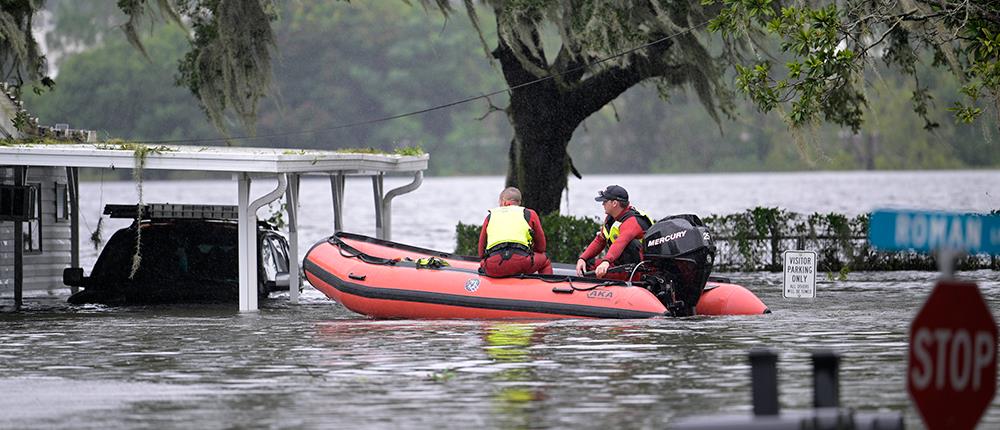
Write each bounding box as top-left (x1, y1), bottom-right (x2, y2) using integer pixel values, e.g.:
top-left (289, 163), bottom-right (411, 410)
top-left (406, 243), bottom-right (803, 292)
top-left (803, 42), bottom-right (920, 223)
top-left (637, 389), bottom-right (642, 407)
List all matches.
top-left (328, 236), bottom-right (400, 266)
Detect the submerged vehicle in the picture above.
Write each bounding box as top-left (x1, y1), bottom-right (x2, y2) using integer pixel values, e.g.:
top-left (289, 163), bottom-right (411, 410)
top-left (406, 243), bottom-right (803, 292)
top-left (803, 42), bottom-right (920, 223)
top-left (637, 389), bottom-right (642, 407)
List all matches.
top-left (304, 214), bottom-right (768, 319)
top-left (64, 204), bottom-right (290, 305)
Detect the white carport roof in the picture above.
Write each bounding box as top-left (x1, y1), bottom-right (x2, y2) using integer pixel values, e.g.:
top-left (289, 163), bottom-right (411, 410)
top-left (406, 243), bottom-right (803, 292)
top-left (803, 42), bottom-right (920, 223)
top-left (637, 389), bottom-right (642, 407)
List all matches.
top-left (0, 143), bottom-right (428, 173)
top-left (1, 143), bottom-right (429, 311)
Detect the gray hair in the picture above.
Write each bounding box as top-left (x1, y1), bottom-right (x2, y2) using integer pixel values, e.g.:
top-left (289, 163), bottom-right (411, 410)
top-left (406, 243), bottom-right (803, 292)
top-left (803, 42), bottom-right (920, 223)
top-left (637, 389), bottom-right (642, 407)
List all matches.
top-left (500, 187), bottom-right (522, 204)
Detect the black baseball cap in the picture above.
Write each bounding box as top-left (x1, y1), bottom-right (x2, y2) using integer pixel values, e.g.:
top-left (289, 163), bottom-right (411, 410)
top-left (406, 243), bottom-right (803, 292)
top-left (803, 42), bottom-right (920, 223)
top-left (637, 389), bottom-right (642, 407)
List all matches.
top-left (595, 185), bottom-right (629, 202)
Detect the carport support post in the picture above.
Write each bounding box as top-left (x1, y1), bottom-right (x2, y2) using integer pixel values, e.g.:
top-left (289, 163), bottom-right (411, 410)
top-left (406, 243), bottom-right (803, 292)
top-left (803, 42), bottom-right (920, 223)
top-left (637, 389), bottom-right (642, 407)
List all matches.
top-left (381, 171), bottom-right (423, 241)
top-left (12, 166), bottom-right (25, 311)
top-left (67, 167), bottom-right (80, 294)
top-left (237, 172), bottom-right (256, 312)
top-left (372, 173), bottom-right (384, 239)
top-left (244, 174), bottom-right (286, 311)
top-left (285, 173), bottom-right (300, 304)
top-left (330, 173), bottom-right (345, 233)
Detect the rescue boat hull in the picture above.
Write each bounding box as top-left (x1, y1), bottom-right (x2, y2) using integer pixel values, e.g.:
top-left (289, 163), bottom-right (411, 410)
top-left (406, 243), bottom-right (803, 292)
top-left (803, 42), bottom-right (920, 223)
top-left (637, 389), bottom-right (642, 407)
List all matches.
top-left (304, 233), bottom-right (768, 319)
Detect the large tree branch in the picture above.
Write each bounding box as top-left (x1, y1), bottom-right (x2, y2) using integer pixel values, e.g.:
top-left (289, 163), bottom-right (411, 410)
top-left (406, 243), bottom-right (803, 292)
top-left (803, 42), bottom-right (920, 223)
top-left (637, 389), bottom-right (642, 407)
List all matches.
top-left (565, 42), bottom-right (678, 124)
top-left (920, 0), bottom-right (1000, 25)
top-left (551, 44), bottom-right (590, 86)
top-left (491, 7), bottom-right (550, 84)
top-left (491, 36), bottom-right (546, 89)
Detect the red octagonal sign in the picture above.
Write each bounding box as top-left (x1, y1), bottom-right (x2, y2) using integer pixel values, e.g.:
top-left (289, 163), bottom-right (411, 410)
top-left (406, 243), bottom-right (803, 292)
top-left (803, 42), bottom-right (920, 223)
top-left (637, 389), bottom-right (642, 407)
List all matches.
top-left (908, 281), bottom-right (998, 430)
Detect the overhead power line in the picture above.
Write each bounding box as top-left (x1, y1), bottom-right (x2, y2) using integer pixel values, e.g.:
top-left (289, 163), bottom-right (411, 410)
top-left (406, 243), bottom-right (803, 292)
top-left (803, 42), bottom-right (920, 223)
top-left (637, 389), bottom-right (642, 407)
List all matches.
top-left (132, 22), bottom-right (707, 145)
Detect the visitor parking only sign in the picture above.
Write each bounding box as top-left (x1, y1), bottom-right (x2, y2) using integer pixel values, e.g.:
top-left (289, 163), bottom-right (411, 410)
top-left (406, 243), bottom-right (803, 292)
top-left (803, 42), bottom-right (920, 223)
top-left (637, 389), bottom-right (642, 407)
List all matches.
top-left (783, 250), bottom-right (816, 298)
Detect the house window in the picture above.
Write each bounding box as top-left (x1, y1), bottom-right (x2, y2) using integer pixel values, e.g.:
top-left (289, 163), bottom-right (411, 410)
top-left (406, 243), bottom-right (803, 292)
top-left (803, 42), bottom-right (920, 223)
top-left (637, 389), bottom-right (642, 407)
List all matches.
top-left (55, 182), bottom-right (70, 222)
top-left (23, 182), bottom-right (42, 254)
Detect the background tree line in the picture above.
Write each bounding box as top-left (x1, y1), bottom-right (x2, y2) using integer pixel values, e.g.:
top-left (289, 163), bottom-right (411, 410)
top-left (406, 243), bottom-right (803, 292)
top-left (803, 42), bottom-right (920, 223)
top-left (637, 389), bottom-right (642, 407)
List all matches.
top-left (22, 1), bottom-right (1000, 178)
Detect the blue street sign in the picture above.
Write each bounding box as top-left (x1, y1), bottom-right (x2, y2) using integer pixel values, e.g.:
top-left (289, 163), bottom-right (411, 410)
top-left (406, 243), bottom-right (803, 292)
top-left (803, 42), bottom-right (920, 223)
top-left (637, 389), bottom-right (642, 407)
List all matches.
top-left (869, 209), bottom-right (1000, 255)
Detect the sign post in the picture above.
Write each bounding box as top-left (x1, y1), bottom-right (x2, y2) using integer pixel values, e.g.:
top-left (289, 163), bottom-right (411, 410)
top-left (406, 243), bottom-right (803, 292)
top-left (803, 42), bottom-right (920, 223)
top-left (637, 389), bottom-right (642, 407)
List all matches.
top-left (782, 250), bottom-right (816, 298)
top-left (869, 209), bottom-right (1000, 430)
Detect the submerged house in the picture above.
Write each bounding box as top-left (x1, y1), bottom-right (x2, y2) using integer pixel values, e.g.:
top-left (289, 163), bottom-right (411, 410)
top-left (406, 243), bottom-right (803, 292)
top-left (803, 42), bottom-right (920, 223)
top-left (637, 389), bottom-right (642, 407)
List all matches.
top-left (1, 84), bottom-right (429, 312)
top-left (0, 84), bottom-right (92, 298)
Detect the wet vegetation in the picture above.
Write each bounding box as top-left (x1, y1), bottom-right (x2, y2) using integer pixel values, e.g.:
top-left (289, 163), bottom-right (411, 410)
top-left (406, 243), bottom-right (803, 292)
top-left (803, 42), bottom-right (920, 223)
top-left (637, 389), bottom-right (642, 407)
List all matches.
top-left (456, 213), bottom-right (601, 265)
top-left (456, 208), bottom-right (1000, 272)
top-left (704, 208), bottom-right (999, 273)
top-left (17, 1), bottom-right (1000, 183)
top-left (333, 146), bottom-right (426, 156)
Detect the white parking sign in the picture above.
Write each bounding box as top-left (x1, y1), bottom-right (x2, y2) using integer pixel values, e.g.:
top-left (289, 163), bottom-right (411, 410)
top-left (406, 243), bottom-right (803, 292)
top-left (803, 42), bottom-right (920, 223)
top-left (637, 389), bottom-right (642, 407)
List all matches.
top-left (783, 250), bottom-right (817, 298)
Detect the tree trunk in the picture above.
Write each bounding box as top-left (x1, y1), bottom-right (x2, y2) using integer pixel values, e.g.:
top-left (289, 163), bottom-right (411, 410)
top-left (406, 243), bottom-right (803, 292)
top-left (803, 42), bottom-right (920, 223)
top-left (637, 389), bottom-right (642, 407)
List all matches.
top-left (490, 18), bottom-right (678, 215)
top-left (505, 114), bottom-right (575, 215)
top-left (494, 38), bottom-right (579, 215)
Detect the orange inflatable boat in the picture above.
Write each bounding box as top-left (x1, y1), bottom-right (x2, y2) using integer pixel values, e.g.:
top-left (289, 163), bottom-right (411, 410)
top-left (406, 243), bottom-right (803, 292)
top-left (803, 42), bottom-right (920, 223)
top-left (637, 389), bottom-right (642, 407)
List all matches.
top-left (305, 215), bottom-right (768, 319)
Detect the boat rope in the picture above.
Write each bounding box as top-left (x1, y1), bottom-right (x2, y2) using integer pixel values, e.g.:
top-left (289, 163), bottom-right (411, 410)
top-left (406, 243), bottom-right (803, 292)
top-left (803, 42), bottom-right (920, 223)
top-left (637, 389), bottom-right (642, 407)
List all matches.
top-left (328, 236), bottom-right (400, 266)
top-left (525, 274), bottom-right (626, 291)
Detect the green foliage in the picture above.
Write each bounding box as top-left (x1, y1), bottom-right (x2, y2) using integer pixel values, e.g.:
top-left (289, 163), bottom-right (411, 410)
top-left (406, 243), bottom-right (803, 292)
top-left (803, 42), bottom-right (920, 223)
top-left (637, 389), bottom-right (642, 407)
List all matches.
top-left (569, 61), bottom-right (999, 174)
top-left (24, 24), bottom-right (217, 142)
top-left (459, 207), bottom-right (998, 272)
top-left (19, 1), bottom-right (1000, 178)
top-left (113, 141), bottom-right (173, 279)
top-left (704, 208), bottom-right (998, 272)
top-left (10, 109), bottom-right (30, 131)
top-left (332, 146), bottom-right (425, 156)
top-left (172, 0), bottom-right (276, 134)
top-left (708, 0), bottom-right (1000, 133)
top-left (43, 0), bottom-right (125, 56)
top-left (393, 146), bottom-right (425, 156)
top-left (0, 0), bottom-right (51, 89)
top-left (265, 200), bottom-right (286, 230)
top-left (536, 213), bottom-right (602, 264)
top-left (26, 1), bottom-right (508, 174)
top-left (705, 207), bottom-right (871, 272)
top-left (455, 213), bottom-right (600, 264)
top-left (454, 222), bottom-right (479, 257)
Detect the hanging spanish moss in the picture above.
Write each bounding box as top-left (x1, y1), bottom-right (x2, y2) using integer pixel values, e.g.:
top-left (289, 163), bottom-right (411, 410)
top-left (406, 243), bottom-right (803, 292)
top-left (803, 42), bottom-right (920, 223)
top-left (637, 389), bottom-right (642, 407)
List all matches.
top-left (120, 0), bottom-right (277, 137)
top-left (453, 0), bottom-right (729, 121)
top-left (128, 146), bottom-right (148, 279)
top-left (0, 0), bottom-right (52, 89)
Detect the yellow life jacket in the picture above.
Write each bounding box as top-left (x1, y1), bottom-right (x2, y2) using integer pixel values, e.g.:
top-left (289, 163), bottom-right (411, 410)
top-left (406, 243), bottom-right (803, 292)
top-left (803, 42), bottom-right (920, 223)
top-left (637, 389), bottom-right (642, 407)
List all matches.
top-left (486, 205), bottom-right (532, 251)
top-left (601, 208), bottom-right (654, 264)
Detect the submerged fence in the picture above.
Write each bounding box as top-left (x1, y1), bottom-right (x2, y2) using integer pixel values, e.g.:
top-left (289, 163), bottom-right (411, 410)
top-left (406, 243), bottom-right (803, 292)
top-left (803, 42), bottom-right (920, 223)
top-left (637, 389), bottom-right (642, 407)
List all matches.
top-left (705, 208), bottom-right (998, 273)
top-left (455, 207), bottom-right (999, 273)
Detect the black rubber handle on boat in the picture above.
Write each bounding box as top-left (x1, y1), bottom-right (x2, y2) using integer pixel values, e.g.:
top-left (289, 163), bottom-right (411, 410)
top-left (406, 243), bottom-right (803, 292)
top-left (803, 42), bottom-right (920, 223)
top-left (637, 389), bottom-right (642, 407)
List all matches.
top-left (348, 273), bottom-right (366, 281)
top-left (552, 285), bottom-right (574, 294)
top-left (581, 265), bottom-right (629, 277)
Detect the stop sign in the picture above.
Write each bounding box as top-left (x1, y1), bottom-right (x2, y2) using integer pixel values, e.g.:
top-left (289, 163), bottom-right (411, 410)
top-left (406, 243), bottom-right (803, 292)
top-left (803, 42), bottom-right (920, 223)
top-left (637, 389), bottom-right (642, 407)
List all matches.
top-left (908, 280), bottom-right (998, 429)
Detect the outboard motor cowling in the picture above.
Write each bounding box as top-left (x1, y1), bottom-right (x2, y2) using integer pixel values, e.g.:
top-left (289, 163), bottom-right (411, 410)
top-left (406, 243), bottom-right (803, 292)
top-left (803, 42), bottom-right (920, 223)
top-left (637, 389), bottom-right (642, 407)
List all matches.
top-left (641, 214), bottom-right (716, 316)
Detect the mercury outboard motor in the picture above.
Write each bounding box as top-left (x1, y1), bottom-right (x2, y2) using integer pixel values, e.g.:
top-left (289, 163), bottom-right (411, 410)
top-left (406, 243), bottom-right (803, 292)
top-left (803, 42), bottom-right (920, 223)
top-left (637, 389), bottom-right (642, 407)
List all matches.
top-left (640, 214), bottom-right (716, 316)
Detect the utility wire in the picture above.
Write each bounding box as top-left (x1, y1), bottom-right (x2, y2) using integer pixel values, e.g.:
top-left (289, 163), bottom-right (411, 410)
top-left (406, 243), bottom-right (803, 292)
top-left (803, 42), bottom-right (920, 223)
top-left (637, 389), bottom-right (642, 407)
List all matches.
top-left (131, 22), bottom-right (708, 145)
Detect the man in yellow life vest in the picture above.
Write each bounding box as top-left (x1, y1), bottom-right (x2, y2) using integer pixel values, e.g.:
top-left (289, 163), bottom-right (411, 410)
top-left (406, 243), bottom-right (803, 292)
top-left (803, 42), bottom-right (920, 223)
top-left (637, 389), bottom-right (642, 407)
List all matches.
top-left (477, 187), bottom-right (552, 277)
top-left (575, 185), bottom-right (654, 279)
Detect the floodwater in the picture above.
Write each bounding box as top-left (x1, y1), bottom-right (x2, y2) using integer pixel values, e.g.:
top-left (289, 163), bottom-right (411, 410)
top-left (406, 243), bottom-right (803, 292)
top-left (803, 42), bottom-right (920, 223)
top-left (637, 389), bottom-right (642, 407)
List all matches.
top-left (2, 171), bottom-right (999, 429)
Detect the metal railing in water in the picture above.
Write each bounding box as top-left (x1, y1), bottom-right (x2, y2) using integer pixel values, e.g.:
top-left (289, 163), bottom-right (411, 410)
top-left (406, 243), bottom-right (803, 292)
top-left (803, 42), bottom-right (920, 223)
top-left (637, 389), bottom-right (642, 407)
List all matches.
top-left (673, 349), bottom-right (905, 430)
top-left (711, 234), bottom-right (1000, 272)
